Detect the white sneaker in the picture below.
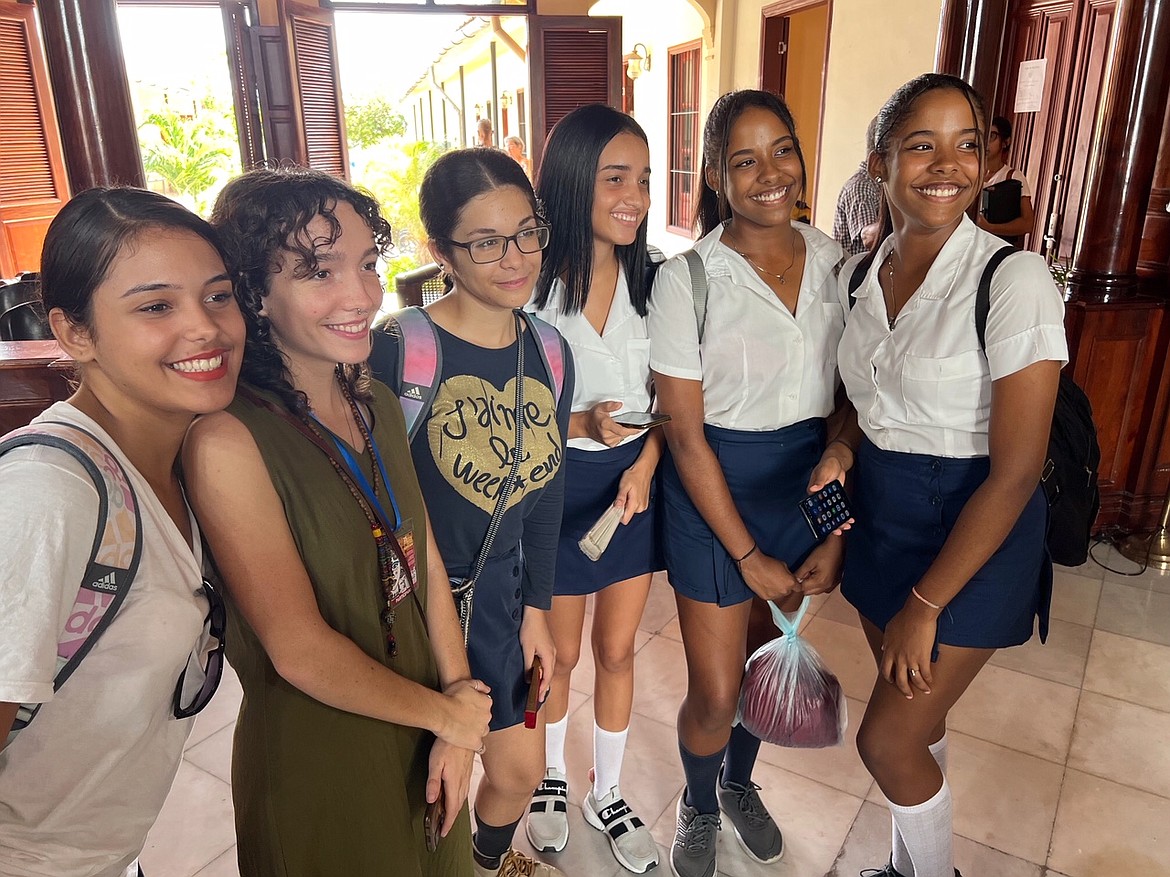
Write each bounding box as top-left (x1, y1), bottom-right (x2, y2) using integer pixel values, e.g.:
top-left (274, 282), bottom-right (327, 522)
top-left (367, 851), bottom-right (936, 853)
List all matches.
top-left (525, 769), bottom-right (569, 852)
top-left (583, 785), bottom-right (660, 873)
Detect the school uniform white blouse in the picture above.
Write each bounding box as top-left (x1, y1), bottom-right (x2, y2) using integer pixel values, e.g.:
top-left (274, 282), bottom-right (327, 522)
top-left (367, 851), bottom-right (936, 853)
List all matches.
top-left (837, 215), bottom-right (1068, 459)
top-left (647, 221), bottom-right (846, 431)
top-left (528, 271), bottom-right (653, 451)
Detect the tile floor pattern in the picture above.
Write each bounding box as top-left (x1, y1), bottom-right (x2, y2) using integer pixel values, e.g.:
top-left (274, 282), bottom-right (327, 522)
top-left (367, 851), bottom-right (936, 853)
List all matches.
top-left (141, 546), bottom-right (1170, 877)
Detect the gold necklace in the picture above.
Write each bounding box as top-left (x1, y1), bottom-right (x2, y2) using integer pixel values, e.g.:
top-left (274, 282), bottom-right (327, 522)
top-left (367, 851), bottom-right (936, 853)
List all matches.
top-left (725, 231), bottom-right (798, 285)
top-left (884, 253), bottom-right (898, 331)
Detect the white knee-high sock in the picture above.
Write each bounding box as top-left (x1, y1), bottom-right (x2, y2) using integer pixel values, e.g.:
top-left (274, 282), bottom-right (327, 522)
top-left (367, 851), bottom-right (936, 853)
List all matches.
top-left (888, 778), bottom-right (954, 877)
top-left (545, 715), bottom-right (568, 775)
top-left (593, 723), bottom-right (629, 798)
top-left (892, 735), bottom-right (949, 876)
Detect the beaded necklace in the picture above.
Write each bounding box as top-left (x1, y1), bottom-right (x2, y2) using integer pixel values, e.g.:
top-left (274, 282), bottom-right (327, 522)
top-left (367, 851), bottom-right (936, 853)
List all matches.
top-left (298, 373), bottom-right (418, 657)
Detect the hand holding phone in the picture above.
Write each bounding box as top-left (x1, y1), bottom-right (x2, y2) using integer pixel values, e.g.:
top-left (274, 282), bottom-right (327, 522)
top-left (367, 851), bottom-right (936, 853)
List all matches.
top-left (424, 793), bottom-right (445, 852)
top-left (798, 481), bottom-right (853, 541)
top-left (612, 411), bottom-right (671, 430)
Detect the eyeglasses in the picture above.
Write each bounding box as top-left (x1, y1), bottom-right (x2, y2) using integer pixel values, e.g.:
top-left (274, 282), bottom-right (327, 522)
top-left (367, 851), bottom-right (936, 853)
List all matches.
top-left (172, 577), bottom-right (227, 720)
top-left (445, 225), bottom-right (551, 264)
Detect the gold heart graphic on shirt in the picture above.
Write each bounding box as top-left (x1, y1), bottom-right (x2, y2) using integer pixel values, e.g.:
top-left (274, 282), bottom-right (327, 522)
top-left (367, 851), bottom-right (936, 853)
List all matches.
top-left (426, 373), bottom-right (562, 515)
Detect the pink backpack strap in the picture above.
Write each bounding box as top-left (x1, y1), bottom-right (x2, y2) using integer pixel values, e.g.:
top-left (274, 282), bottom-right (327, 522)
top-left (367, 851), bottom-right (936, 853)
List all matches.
top-left (0, 422), bottom-right (141, 745)
top-left (391, 306), bottom-right (443, 444)
top-left (521, 311), bottom-right (566, 407)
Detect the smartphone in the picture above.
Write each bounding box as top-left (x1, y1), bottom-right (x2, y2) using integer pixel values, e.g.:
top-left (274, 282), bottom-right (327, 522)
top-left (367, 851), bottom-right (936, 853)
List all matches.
top-left (613, 411), bottom-right (672, 430)
top-left (798, 481), bottom-right (853, 541)
top-left (424, 793), bottom-right (445, 852)
top-left (524, 655), bottom-right (543, 729)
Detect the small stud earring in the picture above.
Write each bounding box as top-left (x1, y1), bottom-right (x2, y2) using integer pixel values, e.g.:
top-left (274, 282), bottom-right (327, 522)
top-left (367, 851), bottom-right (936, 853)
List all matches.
top-left (874, 176), bottom-right (883, 183)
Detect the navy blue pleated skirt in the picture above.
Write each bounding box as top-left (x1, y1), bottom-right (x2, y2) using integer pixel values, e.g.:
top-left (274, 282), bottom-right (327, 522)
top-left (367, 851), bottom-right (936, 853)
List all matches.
top-left (554, 436), bottom-right (663, 597)
top-left (465, 544), bottom-right (530, 730)
top-left (841, 439), bottom-right (1051, 650)
top-left (660, 419), bottom-right (825, 607)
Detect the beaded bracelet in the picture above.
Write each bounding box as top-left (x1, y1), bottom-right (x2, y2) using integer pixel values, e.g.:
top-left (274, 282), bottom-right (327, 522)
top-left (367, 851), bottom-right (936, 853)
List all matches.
top-left (911, 586), bottom-right (943, 611)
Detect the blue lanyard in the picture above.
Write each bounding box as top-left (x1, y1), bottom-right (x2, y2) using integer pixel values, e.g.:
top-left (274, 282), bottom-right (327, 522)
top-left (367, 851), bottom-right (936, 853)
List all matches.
top-left (309, 410), bottom-right (402, 532)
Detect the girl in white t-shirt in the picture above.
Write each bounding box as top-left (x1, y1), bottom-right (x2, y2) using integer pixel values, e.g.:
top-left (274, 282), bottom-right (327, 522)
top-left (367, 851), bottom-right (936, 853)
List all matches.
top-left (830, 74), bottom-right (1066, 877)
top-left (647, 90), bottom-right (847, 877)
top-left (525, 105), bottom-right (662, 874)
top-left (0, 188), bottom-right (245, 877)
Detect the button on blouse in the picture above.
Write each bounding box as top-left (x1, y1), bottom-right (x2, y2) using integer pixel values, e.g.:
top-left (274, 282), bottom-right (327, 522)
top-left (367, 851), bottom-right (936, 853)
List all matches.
top-left (646, 222), bottom-right (845, 431)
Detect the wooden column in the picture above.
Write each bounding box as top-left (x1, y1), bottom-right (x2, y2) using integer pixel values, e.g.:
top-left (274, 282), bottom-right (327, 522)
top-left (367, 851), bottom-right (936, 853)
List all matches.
top-left (35, 0), bottom-right (144, 191)
top-left (1138, 97), bottom-right (1170, 289)
top-left (1067, 0), bottom-right (1170, 299)
top-left (935, 0), bottom-right (1012, 110)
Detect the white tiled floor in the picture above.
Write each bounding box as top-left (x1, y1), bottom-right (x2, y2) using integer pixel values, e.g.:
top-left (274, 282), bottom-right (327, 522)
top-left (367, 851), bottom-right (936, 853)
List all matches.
top-left (140, 548), bottom-right (1170, 876)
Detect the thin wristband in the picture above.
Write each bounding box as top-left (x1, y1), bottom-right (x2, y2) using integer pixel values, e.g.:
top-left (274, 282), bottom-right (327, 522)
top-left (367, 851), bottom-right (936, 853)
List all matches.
top-left (827, 438), bottom-right (855, 456)
top-left (733, 542), bottom-right (758, 565)
top-left (911, 586), bottom-right (943, 611)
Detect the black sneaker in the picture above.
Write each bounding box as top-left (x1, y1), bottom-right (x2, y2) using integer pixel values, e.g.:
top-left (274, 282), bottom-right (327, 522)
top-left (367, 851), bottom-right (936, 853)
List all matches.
top-left (859, 861), bottom-right (962, 877)
top-left (715, 771), bottom-right (783, 863)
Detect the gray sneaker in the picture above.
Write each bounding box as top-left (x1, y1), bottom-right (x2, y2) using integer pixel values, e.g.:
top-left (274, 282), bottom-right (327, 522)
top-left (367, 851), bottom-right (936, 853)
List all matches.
top-left (669, 791), bottom-right (719, 877)
top-left (715, 773), bottom-right (783, 863)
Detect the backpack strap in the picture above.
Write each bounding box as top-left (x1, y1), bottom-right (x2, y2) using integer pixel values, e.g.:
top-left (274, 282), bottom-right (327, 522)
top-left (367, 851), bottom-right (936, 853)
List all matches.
top-left (974, 245), bottom-right (1019, 353)
top-left (683, 249), bottom-right (709, 344)
top-left (520, 310), bottom-right (566, 407)
top-left (391, 306), bottom-right (443, 444)
top-left (0, 422), bottom-right (142, 742)
top-left (846, 256), bottom-right (870, 308)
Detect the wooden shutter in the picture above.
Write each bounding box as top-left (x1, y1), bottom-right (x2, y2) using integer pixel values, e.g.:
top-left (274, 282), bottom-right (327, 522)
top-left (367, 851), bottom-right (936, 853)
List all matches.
top-left (668, 42), bottom-right (702, 234)
top-left (281, 0), bottom-right (348, 178)
top-left (222, 2), bottom-right (266, 170)
top-left (0, 2), bottom-right (69, 275)
top-left (529, 15), bottom-right (621, 170)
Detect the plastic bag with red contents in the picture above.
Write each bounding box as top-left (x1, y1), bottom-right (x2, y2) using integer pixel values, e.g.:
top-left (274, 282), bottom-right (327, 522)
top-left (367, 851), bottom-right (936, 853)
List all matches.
top-left (736, 596), bottom-right (847, 748)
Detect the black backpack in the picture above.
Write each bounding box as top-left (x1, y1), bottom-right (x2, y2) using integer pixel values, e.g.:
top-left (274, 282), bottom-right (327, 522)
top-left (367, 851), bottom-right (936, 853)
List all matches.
top-left (847, 246), bottom-right (1100, 566)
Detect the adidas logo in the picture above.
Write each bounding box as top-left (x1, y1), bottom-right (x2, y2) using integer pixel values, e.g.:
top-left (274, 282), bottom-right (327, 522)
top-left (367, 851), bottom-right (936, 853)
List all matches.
top-left (90, 572), bottom-right (118, 592)
top-left (403, 386), bottom-right (424, 401)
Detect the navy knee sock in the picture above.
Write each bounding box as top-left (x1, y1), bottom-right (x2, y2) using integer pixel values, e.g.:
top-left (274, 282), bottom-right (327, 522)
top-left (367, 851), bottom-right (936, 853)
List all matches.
top-left (679, 740), bottom-right (726, 815)
top-left (472, 811), bottom-right (520, 869)
top-left (721, 722), bottom-right (762, 788)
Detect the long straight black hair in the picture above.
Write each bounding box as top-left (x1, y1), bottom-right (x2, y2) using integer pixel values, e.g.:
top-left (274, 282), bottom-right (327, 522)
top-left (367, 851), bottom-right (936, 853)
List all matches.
top-left (533, 104), bottom-right (653, 317)
top-left (694, 90), bottom-right (808, 238)
top-left (858, 73), bottom-right (987, 278)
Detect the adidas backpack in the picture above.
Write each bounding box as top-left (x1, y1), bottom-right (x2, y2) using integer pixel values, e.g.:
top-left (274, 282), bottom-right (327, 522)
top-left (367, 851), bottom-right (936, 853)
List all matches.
top-left (847, 246), bottom-right (1101, 567)
top-left (0, 421), bottom-right (142, 750)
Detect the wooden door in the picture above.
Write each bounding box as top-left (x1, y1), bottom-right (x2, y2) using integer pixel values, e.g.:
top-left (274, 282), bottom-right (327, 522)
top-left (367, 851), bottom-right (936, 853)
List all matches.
top-left (278, 0), bottom-right (348, 178)
top-left (0, 1), bottom-right (70, 276)
top-left (528, 15), bottom-right (621, 170)
top-left (760, 13), bottom-right (790, 96)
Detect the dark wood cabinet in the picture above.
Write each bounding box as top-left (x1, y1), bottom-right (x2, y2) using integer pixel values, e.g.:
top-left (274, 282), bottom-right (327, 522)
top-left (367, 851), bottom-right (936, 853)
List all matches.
top-left (0, 341), bottom-right (73, 434)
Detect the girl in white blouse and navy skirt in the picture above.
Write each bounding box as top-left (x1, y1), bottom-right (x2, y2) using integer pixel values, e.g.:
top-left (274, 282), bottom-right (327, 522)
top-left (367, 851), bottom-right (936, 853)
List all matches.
top-left (647, 90), bottom-right (848, 877)
top-left (526, 105), bottom-right (663, 875)
top-left (824, 74), bottom-right (1067, 877)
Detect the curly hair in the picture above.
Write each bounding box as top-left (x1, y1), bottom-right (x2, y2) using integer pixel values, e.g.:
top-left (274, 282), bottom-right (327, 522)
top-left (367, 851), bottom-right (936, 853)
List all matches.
top-left (210, 167), bottom-right (393, 413)
top-left (695, 90), bottom-right (808, 237)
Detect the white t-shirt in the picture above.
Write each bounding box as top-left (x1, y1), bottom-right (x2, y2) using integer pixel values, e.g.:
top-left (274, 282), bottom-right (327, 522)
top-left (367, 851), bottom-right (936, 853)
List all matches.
top-left (838, 216), bottom-right (1068, 458)
top-left (0, 402), bottom-right (207, 877)
top-left (528, 271), bottom-right (652, 451)
top-left (647, 221), bottom-right (846, 430)
top-left (984, 164), bottom-right (1033, 199)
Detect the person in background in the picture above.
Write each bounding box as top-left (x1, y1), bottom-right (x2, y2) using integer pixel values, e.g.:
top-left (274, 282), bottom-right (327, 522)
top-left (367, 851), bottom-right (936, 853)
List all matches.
top-left (0, 187), bottom-right (244, 877)
top-left (370, 148), bottom-right (573, 877)
top-left (525, 104), bottom-right (662, 875)
top-left (504, 135), bottom-right (531, 177)
top-left (477, 118), bottom-right (495, 149)
top-left (831, 74), bottom-right (1064, 877)
top-left (185, 167), bottom-right (490, 876)
top-left (976, 115), bottom-right (1035, 246)
top-left (648, 89), bottom-right (848, 877)
top-left (833, 116), bottom-right (882, 256)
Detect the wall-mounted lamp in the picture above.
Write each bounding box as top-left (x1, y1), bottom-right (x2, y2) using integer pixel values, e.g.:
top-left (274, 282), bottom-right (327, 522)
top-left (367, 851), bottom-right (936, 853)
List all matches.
top-left (500, 91), bottom-right (513, 110)
top-left (623, 43), bottom-right (651, 80)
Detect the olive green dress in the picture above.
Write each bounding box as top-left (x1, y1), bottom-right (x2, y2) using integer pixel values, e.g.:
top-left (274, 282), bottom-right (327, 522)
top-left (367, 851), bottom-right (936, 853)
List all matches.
top-left (223, 382), bottom-right (472, 876)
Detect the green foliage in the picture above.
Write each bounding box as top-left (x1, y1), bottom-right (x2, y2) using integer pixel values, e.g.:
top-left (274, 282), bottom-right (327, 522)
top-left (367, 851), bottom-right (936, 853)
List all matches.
top-left (138, 100), bottom-right (239, 214)
top-left (353, 140), bottom-right (447, 281)
top-left (345, 97), bottom-right (408, 149)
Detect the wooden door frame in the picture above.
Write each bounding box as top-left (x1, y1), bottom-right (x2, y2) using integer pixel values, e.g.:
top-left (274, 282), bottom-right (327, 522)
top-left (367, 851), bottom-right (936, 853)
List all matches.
top-left (758, 0), bottom-right (833, 216)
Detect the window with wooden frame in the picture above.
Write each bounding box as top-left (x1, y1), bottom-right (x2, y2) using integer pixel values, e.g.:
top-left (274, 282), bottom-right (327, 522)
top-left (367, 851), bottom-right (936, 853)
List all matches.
top-left (516, 87), bottom-right (527, 145)
top-left (667, 40), bottom-right (701, 235)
